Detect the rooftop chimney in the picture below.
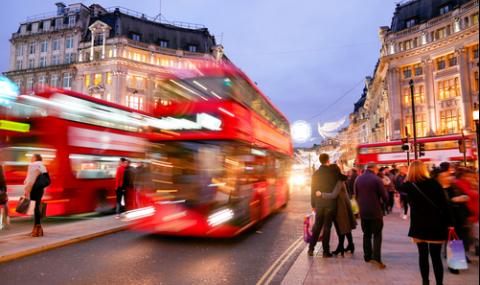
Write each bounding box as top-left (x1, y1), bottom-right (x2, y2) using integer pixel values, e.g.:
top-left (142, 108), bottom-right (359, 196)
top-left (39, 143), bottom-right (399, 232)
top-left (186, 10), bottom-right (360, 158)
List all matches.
top-left (55, 2), bottom-right (66, 15)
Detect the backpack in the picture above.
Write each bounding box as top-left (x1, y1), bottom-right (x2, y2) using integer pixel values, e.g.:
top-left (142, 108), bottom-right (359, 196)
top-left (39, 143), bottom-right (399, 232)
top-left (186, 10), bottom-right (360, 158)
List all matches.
top-left (34, 172), bottom-right (51, 189)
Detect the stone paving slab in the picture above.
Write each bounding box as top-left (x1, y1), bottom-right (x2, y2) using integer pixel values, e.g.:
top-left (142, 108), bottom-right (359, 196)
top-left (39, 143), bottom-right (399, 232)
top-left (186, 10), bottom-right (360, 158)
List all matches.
top-left (0, 216), bottom-right (126, 263)
top-left (282, 210), bottom-right (479, 285)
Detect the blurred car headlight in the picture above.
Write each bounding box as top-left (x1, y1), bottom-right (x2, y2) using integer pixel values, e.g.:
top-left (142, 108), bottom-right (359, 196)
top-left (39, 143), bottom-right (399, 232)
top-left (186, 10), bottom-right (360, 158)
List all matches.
top-left (121, 206), bottom-right (155, 221)
top-left (207, 208), bottom-right (234, 227)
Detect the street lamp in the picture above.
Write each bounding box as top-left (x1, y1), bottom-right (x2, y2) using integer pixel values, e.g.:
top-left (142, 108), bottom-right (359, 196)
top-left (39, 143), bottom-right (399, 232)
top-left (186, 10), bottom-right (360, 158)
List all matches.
top-left (473, 103), bottom-right (479, 168)
top-left (409, 79), bottom-right (418, 160)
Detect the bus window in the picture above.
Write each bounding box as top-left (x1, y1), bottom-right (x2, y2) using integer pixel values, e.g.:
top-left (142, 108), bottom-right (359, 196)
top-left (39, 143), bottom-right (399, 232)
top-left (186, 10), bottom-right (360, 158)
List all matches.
top-left (0, 146), bottom-right (56, 183)
top-left (69, 154), bottom-right (122, 179)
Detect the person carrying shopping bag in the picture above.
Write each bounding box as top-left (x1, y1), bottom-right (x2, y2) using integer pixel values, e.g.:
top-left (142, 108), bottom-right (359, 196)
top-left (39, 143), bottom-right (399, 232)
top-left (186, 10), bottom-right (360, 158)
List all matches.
top-left (23, 154), bottom-right (49, 237)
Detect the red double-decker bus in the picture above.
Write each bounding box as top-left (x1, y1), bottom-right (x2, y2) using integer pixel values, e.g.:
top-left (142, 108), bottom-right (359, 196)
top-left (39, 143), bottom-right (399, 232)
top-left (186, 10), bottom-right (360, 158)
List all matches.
top-left (356, 134), bottom-right (477, 167)
top-left (0, 88), bottom-right (151, 216)
top-left (125, 63), bottom-right (293, 237)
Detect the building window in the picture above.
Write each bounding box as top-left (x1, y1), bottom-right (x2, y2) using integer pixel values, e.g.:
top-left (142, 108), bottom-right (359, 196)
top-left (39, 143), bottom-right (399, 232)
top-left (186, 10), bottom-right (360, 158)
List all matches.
top-left (52, 54), bottom-right (60, 65)
top-left (16, 59), bottom-right (22, 70)
top-left (414, 63), bottom-right (423, 76)
top-left (63, 73), bottom-right (72, 89)
top-left (403, 85), bottom-right (425, 105)
top-left (40, 40), bottom-right (48, 53)
top-left (15, 79), bottom-right (23, 89)
top-left (447, 54), bottom-right (457, 67)
top-left (39, 56), bottom-right (47, 67)
top-left (472, 44), bottom-right (479, 59)
top-left (474, 71), bottom-right (479, 92)
top-left (94, 34), bottom-right (103, 46)
top-left (65, 36), bottom-right (74, 49)
top-left (106, 93), bottom-right (112, 102)
top-left (65, 53), bottom-right (75, 64)
top-left (28, 58), bottom-right (35, 69)
top-left (436, 57), bottom-right (446, 70)
top-left (43, 20), bottom-right (50, 30)
top-left (406, 113), bottom-right (428, 137)
top-left (28, 43), bottom-right (36, 54)
top-left (439, 5), bottom-right (450, 15)
top-left (94, 73), bottom-right (102, 86)
top-left (26, 78), bottom-right (34, 90)
top-left (159, 40), bottom-right (168, 48)
top-left (55, 18), bottom-right (62, 29)
top-left (53, 38), bottom-right (61, 51)
top-left (50, 75), bottom-right (59, 87)
top-left (15, 45), bottom-right (23, 57)
top-left (187, 45), bottom-right (197, 52)
top-left (472, 13), bottom-right (479, 25)
top-left (440, 109), bottom-right (461, 134)
top-left (127, 75), bottom-right (146, 90)
top-left (68, 15), bottom-right (76, 27)
top-left (84, 74), bottom-right (90, 87)
top-left (131, 33), bottom-right (141, 41)
top-left (438, 77), bottom-right (460, 100)
top-left (126, 94), bottom-right (144, 110)
top-left (406, 18), bottom-right (416, 28)
top-left (402, 66), bottom-right (412, 79)
top-left (38, 75), bottom-right (46, 87)
top-left (106, 72), bottom-right (112, 85)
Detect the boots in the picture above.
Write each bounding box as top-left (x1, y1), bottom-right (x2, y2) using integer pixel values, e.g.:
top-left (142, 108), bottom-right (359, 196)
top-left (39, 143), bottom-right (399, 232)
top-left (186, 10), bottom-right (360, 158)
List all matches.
top-left (31, 225), bottom-right (43, 237)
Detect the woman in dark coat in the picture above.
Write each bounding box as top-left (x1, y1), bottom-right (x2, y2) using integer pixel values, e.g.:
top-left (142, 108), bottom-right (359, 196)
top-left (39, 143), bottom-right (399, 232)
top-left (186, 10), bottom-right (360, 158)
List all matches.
top-left (318, 164), bottom-right (357, 256)
top-left (400, 161), bottom-right (453, 285)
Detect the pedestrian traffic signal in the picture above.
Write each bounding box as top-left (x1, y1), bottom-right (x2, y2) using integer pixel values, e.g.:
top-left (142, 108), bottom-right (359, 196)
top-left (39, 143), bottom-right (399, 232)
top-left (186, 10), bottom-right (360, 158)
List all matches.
top-left (418, 143), bottom-right (426, 157)
top-left (458, 140), bottom-right (466, 153)
top-left (401, 138), bottom-right (409, 151)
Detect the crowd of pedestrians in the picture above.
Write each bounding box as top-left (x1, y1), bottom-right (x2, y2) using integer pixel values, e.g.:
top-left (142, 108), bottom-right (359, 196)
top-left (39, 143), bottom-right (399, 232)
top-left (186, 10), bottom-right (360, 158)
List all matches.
top-left (308, 153), bottom-right (479, 285)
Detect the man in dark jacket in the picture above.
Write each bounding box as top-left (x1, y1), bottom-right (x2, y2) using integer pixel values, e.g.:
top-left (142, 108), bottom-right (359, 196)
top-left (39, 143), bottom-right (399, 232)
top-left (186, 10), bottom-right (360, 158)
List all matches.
top-left (354, 162), bottom-right (388, 268)
top-left (308, 153), bottom-right (337, 257)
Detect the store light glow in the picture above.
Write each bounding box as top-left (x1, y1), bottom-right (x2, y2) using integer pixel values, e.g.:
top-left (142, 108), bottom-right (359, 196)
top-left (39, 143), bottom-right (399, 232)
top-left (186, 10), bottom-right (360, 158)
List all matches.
top-left (291, 120), bottom-right (312, 143)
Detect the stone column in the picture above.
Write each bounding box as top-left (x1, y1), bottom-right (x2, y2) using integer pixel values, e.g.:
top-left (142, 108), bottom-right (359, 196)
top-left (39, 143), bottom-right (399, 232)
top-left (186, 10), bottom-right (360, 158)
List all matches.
top-left (90, 30), bottom-right (95, 61)
top-left (423, 57), bottom-right (437, 134)
top-left (456, 47), bottom-right (472, 129)
top-left (387, 67), bottom-right (402, 139)
top-left (101, 31), bottom-right (106, 59)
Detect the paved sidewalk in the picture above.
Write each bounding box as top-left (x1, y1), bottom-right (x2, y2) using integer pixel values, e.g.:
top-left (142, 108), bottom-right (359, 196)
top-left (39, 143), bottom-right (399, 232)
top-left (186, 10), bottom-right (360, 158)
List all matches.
top-left (282, 210), bottom-right (479, 285)
top-left (0, 215), bottom-right (126, 263)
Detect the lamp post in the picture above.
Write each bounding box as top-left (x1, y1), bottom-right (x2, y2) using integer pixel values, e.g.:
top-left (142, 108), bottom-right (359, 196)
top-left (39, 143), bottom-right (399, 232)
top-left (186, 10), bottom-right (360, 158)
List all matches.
top-left (473, 103), bottom-right (479, 169)
top-left (409, 79), bottom-right (418, 160)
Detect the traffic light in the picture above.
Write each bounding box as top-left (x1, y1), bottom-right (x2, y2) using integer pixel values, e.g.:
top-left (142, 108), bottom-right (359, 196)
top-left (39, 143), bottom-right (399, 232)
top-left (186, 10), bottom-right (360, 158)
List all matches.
top-left (418, 143), bottom-right (426, 157)
top-left (458, 140), bottom-right (466, 153)
top-left (401, 138), bottom-right (409, 151)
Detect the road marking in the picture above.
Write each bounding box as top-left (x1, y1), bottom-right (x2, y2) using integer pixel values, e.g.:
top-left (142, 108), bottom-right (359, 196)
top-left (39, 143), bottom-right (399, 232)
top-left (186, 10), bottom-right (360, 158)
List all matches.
top-left (256, 236), bottom-right (304, 285)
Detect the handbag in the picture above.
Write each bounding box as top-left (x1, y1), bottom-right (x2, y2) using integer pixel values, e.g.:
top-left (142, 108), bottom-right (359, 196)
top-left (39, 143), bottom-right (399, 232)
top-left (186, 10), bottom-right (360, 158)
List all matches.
top-left (303, 212), bottom-right (315, 243)
top-left (447, 228), bottom-right (468, 270)
top-left (15, 196), bottom-right (31, 214)
top-left (350, 198), bottom-right (359, 215)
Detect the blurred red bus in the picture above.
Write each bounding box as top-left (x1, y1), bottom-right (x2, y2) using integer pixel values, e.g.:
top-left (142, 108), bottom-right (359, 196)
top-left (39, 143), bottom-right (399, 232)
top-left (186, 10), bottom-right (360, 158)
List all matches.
top-left (0, 88), bottom-right (150, 216)
top-left (356, 134), bottom-right (477, 167)
top-left (126, 64), bottom-right (293, 237)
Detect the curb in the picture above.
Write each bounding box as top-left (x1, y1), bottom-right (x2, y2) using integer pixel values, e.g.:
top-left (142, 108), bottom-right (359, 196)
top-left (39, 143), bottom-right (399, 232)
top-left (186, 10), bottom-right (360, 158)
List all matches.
top-left (280, 245), bottom-right (314, 285)
top-left (0, 225), bottom-right (127, 264)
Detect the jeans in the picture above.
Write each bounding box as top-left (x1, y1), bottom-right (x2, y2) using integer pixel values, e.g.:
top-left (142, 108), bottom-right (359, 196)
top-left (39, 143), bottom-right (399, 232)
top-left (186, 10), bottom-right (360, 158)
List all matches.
top-left (416, 242), bottom-right (443, 285)
top-left (116, 188), bottom-right (126, 214)
top-left (401, 194), bottom-right (408, 215)
top-left (361, 219), bottom-right (383, 262)
top-left (309, 206), bottom-right (335, 253)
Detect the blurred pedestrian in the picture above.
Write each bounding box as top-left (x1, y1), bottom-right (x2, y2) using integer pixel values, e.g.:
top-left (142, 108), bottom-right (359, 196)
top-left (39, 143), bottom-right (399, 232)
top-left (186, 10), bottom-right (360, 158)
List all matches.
top-left (317, 164), bottom-right (357, 256)
top-left (308, 153), bottom-right (337, 258)
top-left (0, 164), bottom-right (9, 229)
top-left (115, 157), bottom-right (128, 217)
top-left (346, 168), bottom-right (358, 197)
top-left (395, 166), bottom-right (408, 219)
top-left (378, 167), bottom-right (393, 215)
top-left (400, 160), bottom-right (453, 285)
top-left (354, 162), bottom-right (388, 269)
top-left (24, 154), bottom-right (48, 237)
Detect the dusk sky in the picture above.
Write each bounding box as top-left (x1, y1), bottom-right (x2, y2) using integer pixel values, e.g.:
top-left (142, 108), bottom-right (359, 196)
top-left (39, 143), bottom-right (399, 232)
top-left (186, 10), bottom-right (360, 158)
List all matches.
top-left (0, 0), bottom-right (398, 145)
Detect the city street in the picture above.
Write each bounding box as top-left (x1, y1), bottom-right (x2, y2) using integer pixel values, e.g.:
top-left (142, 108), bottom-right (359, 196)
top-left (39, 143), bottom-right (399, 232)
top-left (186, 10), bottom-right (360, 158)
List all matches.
top-left (0, 190), bottom-right (310, 285)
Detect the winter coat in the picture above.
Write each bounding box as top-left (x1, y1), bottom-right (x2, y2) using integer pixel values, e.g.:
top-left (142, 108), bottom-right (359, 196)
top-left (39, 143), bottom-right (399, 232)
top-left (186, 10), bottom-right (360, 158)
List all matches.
top-left (320, 181), bottom-right (357, 234)
top-left (354, 170), bottom-right (388, 220)
top-left (311, 165), bottom-right (336, 209)
top-left (400, 179), bottom-right (453, 241)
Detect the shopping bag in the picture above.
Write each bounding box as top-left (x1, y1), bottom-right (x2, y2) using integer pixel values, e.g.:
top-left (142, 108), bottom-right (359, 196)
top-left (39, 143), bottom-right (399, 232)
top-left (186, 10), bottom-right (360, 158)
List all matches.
top-left (447, 229), bottom-right (468, 270)
top-left (350, 198), bottom-right (359, 215)
top-left (303, 212), bottom-right (315, 243)
top-left (15, 196), bottom-right (31, 214)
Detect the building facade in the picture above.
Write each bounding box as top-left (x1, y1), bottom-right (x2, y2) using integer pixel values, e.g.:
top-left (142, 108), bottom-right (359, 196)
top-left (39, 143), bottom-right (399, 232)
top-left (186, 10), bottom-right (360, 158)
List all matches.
top-left (4, 3), bottom-right (218, 111)
top-left (367, 0), bottom-right (478, 142)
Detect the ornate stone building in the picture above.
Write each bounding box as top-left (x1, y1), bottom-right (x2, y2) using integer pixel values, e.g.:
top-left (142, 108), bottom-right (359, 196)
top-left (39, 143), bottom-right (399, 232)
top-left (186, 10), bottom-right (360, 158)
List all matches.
top-left (368, 0), bottom-right (478, 142)
top-left (4, 3), bottom-right (218, 112)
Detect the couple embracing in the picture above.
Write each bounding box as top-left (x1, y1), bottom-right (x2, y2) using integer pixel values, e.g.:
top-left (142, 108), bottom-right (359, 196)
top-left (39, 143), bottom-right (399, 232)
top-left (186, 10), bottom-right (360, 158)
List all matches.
top-left (308, 153), bottom-right (356, 257)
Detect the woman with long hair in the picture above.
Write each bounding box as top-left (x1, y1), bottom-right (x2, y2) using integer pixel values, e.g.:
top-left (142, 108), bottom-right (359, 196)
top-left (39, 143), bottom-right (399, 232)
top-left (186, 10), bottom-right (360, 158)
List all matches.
top-left (0, 164), bottom-right (9, 229)
top-left (400, 160), bottom-right (453, 285)
top-left (24, 154), bottom-right (48, 237)
top-left (317, 164), bottom-right (357, 256)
